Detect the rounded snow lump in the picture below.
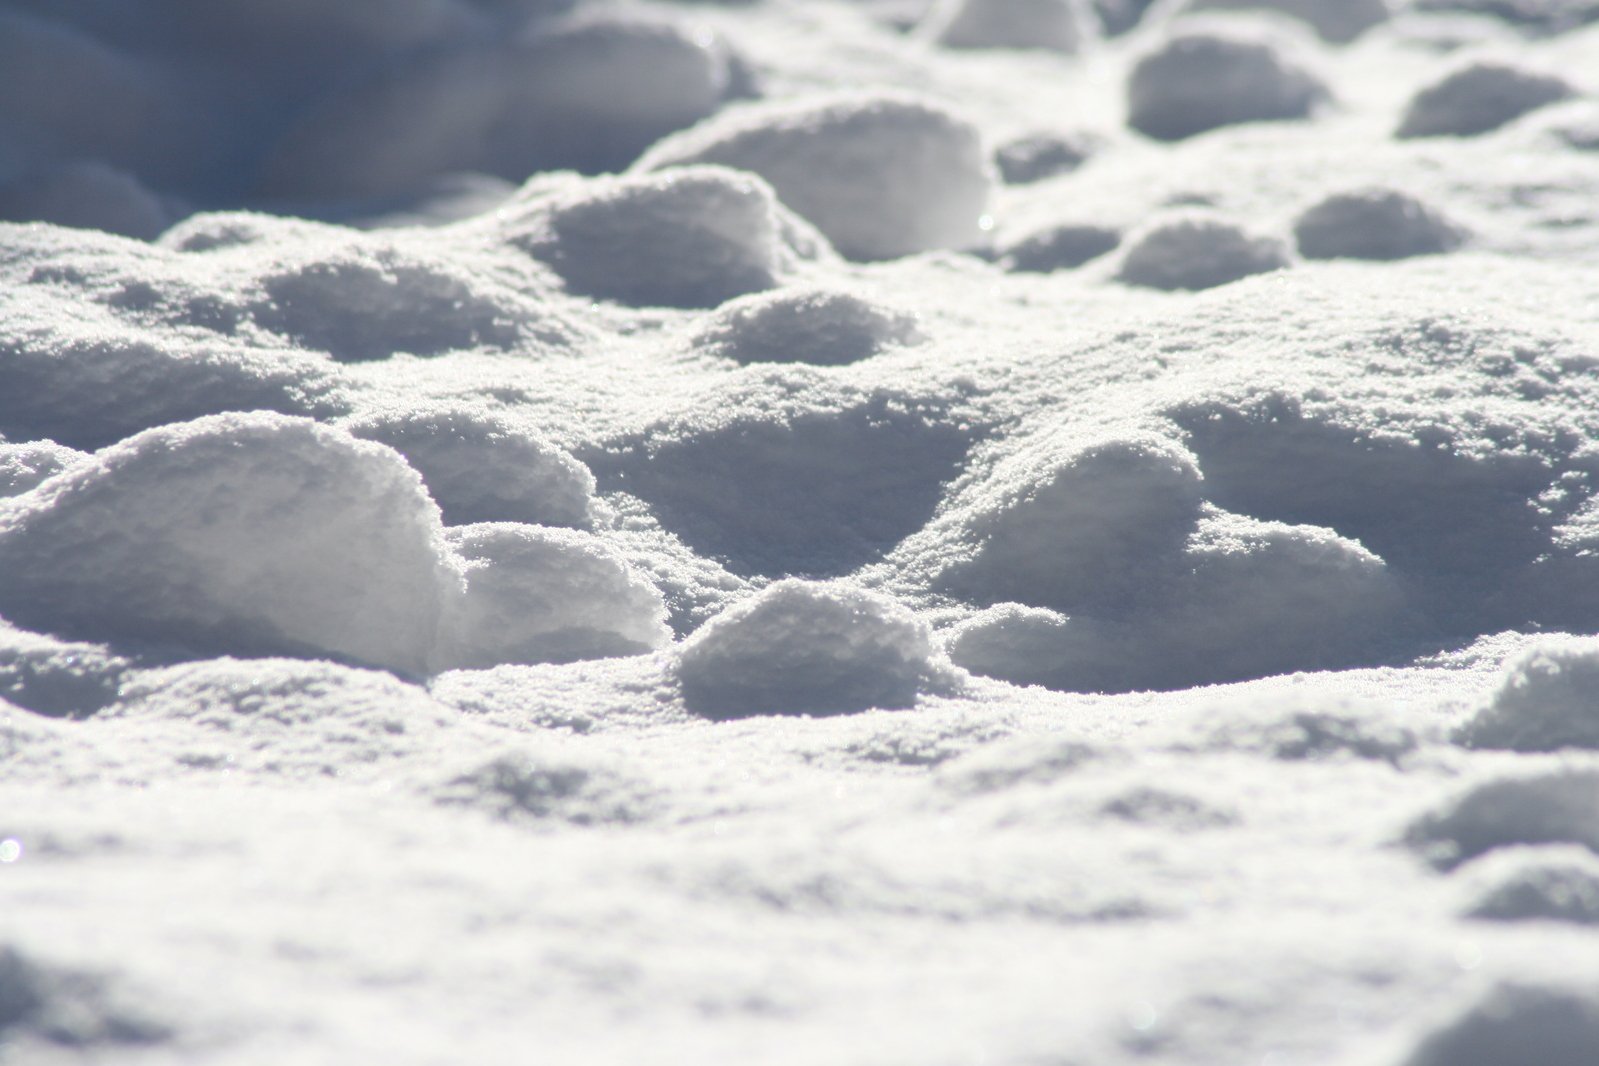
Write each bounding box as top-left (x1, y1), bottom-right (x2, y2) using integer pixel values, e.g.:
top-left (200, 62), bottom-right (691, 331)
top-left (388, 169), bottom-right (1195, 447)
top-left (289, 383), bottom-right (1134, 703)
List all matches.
top-left (1397, 61), bottom-right (1574, 139)
top-left (639, 94), bottom-right (994, 261)
top-left (1407, 769), bottom-right (1599, 870)
top-left (506, 167), bottom-right (825, 308)
top-left (676, 580), bottom-right (936, 719)
top-left (1403, 983), bottom-right (1599, 1066)
top-left (1185, 0), bottom-right (1391, 43)
top-left (0, 162), bottom-right (171, 241)
top-left (345, 407), bottom-right (596, 528)
top-left (690, 287), bottom-right (922, 365)
top-left (1294, 187), bottom-right (1466, 259)
top-left (435, 523), bottom-right (670, 671)
top-left (1001, 223), bottom-right (1121, 272)
top-left (0, 413), bottom-right (458, 674)
top-left (1117, 213), bottom-right (1291, 290)
top-left (1127, 29), bottom-right (1329, 141)
top-left (1456, 637), bottom-right (1599, 752)
top-left (921, 0), bottom-right (1096, 52)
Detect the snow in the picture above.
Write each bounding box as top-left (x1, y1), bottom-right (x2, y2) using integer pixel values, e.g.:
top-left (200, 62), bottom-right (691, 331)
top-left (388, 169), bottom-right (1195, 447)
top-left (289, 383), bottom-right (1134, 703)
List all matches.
top-left (4, 0), bottom-right (1599, 1063)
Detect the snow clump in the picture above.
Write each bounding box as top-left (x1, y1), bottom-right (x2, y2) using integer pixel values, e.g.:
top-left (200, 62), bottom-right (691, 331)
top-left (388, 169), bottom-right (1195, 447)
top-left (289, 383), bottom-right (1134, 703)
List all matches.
top-left (503, 167), bottom-right (828, 308)
top-left (1184, 0), bottom-right (1392, 43)
top-left (0, 442), bottom-right (86, 498)
top-left (689, 286), bottom-right (923, 365)
top-left (1117, 212), bottom-right (1292, 290)
top-left (345, 407), bottom-right (597, 528)
top-left (1462, 847), bottom-right (1599, 924)
top-left (639, 94), bottom-right (994, 260)
top-left (434, 523), bottom-right (670, 671)
top-left (1401, 983), bottom-right (1599, 1066)
top-left (0, 162), bottom-right (172, 240)
top-left (993, 130), bottom-right (1099, 184)
top-left (1456, 637), bottom-right (1599, 751)
top-left (1397, 60), bottom-right (1575, 138)
top-left (0, 413), bottom-right (459, 674)
top-left (1407, 768), bottom-right (1599, 870)
top-left (676, 580), bottom-right (942, 719)
top-left (1000, 223), bottom-right (1121, 271)
top-left (920, 0), bottom-right (1097, 52)
top-left (1294, 187), bottom-right (1468, 259)
top-left (1126, 28), bottom-right (1330, 141)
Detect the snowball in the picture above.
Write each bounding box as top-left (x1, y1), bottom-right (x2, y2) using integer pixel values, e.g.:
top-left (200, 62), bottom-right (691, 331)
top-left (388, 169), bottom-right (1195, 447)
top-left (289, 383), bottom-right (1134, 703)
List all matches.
top-left (345, 407), bottom-right (596, 528)
top-left (676, 580), bottom-right (938, 719)
top-left (1185, 0), bottom-right (1392, 43)
top-left (504, 167), bottom-right (826, 308)
top-left (1126, 29), bottom-right (1329, 141)
top-left (993, 130), bottom-right (1099, 184)
top-left (0, 442), bottom-right (86, 497)
top-left (945, 604), bottom-right (1133, 691)
top-left (596, 373), bottom-right (972, 577)
top-left (248, 242), bottom-right (530, 361)
top-left (1407, 769), bottom-right (1599, 870)
top-left (0, 162), bottom-right (172, 241)
top-left (1294, 187), bottom-right (1467, 260)
top-left (262, 13), bottom-right (739, 200)
top-left (689, 287), bottom-right (923, 365)
top-left (434, 523), bottom-right (670, 671)
top-left (1402, 984), bottom-right (1599, 1066)
top-left (1463, 848), bottom-right (1599, 924)
top-left (1397, 61), bottom-right (1574, 139)
top-left (0, 622), bottom-right (127, 719)
top-left (1456, 637), bottom-right (1599, 752)
top-left (0, 413), bottom-right (460, 674)
top-left (1116, 212), bottom-right (1292, 290)
top-left (920, 0), bottom-right (1096, 52)
top-left (639, 94), bottom-right (994, 261)
top-left (1000, 223), bottom-right (1120, 272)
top-left (933, 435), bottom-right (1207, 614)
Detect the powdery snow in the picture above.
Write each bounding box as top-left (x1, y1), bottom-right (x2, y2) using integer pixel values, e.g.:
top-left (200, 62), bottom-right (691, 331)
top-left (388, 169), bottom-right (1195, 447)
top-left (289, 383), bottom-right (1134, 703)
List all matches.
top-left (4, 1), bottom-right (1599, 1064)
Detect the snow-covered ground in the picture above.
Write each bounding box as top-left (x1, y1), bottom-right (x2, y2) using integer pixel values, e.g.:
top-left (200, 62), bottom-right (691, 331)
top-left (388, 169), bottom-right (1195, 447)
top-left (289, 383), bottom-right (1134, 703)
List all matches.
top-left (5, 1), bottom-right (1599, 1062)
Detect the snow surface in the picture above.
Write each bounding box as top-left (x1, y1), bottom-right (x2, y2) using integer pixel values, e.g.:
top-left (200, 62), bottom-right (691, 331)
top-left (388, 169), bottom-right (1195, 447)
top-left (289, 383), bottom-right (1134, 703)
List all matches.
top-left (4, 0), bottom-right (1599, 1063)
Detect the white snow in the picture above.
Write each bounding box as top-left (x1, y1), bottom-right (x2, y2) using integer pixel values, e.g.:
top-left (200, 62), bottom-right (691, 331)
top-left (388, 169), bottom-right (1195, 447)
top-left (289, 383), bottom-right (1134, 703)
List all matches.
top-left (5, 0), bottom-right (1599, 1063)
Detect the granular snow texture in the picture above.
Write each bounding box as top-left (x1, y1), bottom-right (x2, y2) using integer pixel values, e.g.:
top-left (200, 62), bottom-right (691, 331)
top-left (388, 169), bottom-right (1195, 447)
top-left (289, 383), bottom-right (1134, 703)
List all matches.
top-left (4, 1), bottom-right (1599, 1064)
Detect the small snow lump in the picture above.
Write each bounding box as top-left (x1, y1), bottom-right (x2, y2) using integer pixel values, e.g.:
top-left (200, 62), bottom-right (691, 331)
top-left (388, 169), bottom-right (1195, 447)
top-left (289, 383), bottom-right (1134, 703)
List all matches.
top-left (1294, 188), bottom-right (1467, 259)
top-left (994, 131), bottom-right (1099, 184)
top-left (1403, 984), bottom-right (1599, 1066)
top-left (1186, 0), bottom-right (1391, 43)
top-left (1456, 637), bottom-right (1599, 752)
top-left (676, 580), bottom-right (937, 719)
top-left (1001, 223), bottom-right (1120, 271)
top-left (1127, 30), bottom-right (1329, 141)
top-left (1397, 61), bottom-right (1574, 139)
top-left (1117, 213), bottom-right (1291, 290)
top-left (921, 0), bottom-right (1096, 52)
top-left (690, 287), bottom-right (922, 365)
top-left (640, 94), bottom-right (993, 261)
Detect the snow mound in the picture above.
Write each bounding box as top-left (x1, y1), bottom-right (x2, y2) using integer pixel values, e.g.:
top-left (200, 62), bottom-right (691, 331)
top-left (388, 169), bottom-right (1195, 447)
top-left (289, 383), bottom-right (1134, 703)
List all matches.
top-left (504, 167), bottom-right (825, 308)
top-left (0, 413), bottom-right (459, 674)
top-left (931, 435), bottom-right (1207, 614)
top-left (0, 623), bottom-right (127, 720)
top-left (920, 0), bottom-right (1096, 52)
top-left (1397, 61), bottom-right (1575, 138)
top-left (596, 373), bottom-right (972, 577)
top-left (0, 442), bottom-right (86, 498)
top-left (434, 523), bottom-right (670, 671)
top-left (676, 580), bottom-right (940, 719)
top-left (935, 733), bottom-right (1105, 795)
top-left (993, 130), bottom-right (1099, 184)
top-left (0, 267), bottom-right (343, 451)
top-left (1294, 187), bottom-right (1468, 259)
top-left (1117, 212), bottom-right (1292, 290)
top-left (639, 94), bottom-right (994, 260)
top-left (1457, 637), bottom-right (1599, 751)
top-left (1126, 28), bottom-right (1329, 141)
top-left (1096, 0), bottom-right (1161, 34)
top-left (689, 287), bottom-right (922, 365)
top-left (1169, 693), bottom-right (1418, 761)
top-left (945, 605), bottom-right (1128, 691)
top-left (1402, 983), bottom-right (1599, 1066)
top-left (249, 243), bottom-right (528, 361)
top-left (158, 212), bottom-right (351, 254)
top-left (0, 944), bottom-right (171, 1051)
top-left (1185, 0), bottom-right (1391, 43)
top-left (1407, 768), bottom-right (1599, 870)
top-left (263, 13), bottom-right (742, 200)
top-left (0, 162), bottom-right (172, 240)
top-left (1463, 847), bottom-right (1599, 924)
top-left (1000, 223), bottom-right (1121, 272)
top-left (112, 658), bottom-right (459, 779)
top-left (1411, 0), bottom-right (1599, 34)
top-left (345, 407), bottom-right (596, 528)
top-left (432, 747), bottom-right (654, 825)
